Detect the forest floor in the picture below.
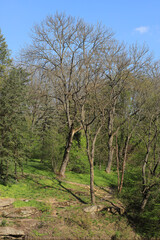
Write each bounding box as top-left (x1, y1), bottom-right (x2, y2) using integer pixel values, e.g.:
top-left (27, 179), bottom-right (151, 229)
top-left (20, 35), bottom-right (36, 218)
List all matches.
top-left (0, 160), bottom-right (142, 240)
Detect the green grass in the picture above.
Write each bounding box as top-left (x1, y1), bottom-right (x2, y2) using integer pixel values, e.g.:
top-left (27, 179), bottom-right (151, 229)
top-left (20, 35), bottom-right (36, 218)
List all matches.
top-left (0, 159), bottom-right (118, 205)
top-left (32, 230), bottom-right (47, 237)
top-left (0, 159), bottom-right (119, 211)
top-left (65, 167), bottom-right (118, 188)
top-left (0, 160), bottom-right (89, 203)
top-left (94, 168), bottom-right (118, 188)
top-left (23, 159), bottom-right (54, 177)
top-left (65, 171), bottom-right (90, 185)
top-left (13, 199), bottom-right (51, 212)
top-left (0, 159), bottom-right (148, 239)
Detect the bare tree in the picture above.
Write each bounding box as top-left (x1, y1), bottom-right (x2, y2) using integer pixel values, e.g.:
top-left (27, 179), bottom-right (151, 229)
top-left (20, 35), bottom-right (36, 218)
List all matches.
top-left (138, 65), bottom-right (160, 210)
top-left (116, 117), bottom-right (140, 193)
top-left (81, 76), bottom-right (106, 204)
top-left (22, 12), bottom-right (114, 177)
top-left (103, 44), bottom-right (152, 173)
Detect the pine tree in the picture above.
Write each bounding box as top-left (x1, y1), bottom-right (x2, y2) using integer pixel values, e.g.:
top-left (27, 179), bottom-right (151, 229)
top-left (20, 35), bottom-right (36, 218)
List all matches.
top-left (0, 30), bottom-right (29, 183)
top-left (0, 67), bottom-right (29, 183)
top-left (0, 29), bottom-right (11, 79)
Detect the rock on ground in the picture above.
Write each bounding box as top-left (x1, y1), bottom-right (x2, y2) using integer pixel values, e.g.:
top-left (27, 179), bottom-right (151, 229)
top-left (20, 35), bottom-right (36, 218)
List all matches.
top-left (2, 207), bottom-right (38, 218)
top-left (0, 199), bottom-right (15, 209)
top-left (0, 227), bottom-right (25, 239)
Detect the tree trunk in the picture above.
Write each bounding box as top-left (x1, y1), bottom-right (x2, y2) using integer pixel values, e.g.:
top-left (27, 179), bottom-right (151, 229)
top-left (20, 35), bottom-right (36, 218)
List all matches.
top-left (142, 148), bottom-right (150, 189)
top-left (140, 189), bottom-right (150, 211)
top-left (106, 134), bottom-right (114, 173)
top-left (14, 162), bottom-right (17, 179)
top-left (116, 134), bottom-right (120, 192)
top-left (140, 148), bottom-right (150, 211)
top-left (84, 124), bottom-right (102, 205)
top-left (119, 135), bottom-right (131, 193)
top-left (106, 107), bottom-right (115, 173)
top-left (59, 123), bottom-right (82, 177)
top-left (90, 160), bottom-right (95, 205)
top-left (59, 125), bottom-right (75, 177)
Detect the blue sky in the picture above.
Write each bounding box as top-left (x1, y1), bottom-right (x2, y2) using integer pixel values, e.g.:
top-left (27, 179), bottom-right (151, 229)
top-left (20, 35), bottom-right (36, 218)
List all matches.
top-left (1, 0), bottom-right (160, 59)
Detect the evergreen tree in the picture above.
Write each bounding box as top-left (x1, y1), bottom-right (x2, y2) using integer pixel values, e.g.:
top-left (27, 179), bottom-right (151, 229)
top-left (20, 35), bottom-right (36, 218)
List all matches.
top-left (0, 29), bottom-right (11, 78)
top-left (0, 67), bottom-right (29, 183)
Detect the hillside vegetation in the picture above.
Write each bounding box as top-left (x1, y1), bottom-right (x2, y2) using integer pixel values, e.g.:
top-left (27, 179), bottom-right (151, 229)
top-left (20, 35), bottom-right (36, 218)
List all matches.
top-left (0, 159), bottom-right (159, 239)
top-left (0, 159), bottom-right (142, 240)
top-left (0, 12), bottom-right (160, 239)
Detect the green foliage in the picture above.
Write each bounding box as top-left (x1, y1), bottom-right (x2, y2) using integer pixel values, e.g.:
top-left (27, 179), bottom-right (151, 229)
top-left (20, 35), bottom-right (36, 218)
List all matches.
top-left (119, 164), bottom-right (160, 238)
top-left (94, 130), bottom-right (108, 167)
top-left (0, 219), bottom-right (7, 227)
top-left (41, 126), bottom-right (65, 172)
top-left (137, 209), bottom-right (160, 238)
top-left (68, 133), bottom-right (89, 174)
top-left (0, 67), bottom-right (29, 183)
top-left (0, 29), bottom-right (11, 79)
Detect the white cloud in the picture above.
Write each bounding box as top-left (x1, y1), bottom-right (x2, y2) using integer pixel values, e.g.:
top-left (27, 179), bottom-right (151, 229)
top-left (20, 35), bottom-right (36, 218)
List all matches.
top-left (135, 26), bottom-right (149, 34)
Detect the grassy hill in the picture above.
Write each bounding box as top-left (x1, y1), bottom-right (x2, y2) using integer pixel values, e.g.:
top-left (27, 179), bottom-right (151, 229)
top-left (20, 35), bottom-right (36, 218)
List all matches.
top-left (0, 159), bottom-right (149, 239)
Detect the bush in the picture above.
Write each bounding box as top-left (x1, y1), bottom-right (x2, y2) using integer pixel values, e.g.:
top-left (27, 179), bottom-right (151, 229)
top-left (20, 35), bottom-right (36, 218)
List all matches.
top-left (68, 133), bottom-right (89, 174)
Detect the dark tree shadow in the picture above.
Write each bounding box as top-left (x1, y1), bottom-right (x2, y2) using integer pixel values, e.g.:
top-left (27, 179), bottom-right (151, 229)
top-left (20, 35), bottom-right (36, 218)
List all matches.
top-left (57, 179), bottom-right (88, 204)
top-left (25, 174), bottom-right (87, 204)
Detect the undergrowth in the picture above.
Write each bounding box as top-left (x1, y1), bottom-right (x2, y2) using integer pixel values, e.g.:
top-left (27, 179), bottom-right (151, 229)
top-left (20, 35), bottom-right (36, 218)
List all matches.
top-left (0, 159), bottom-right (158, 238)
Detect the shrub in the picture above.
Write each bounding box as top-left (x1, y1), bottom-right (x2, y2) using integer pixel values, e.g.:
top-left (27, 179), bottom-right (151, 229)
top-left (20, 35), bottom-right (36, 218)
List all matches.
top-left (68, 134), bottom-right (89, 174)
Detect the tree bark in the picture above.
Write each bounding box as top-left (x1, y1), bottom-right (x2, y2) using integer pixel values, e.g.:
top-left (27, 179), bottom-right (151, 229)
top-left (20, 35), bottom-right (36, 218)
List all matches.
top-left (140, 189), bottom-right (150, 211)
top-left (59, 125), bottom-right (75, 177)
top-left (140, 120), bottom-right (158, 211)
top-left (59, 125), bottom-right (82, 177)
top-left (106, 107), bottom-right (115, 173)
top-left (116, 134), bottom-right (120, 192)
top-left (142, 148), bottom-right (150, 189)
top-left (90, 160), bottom-right (95, 205)
top-left (119, 135), bottom-right (131, 193)
top-left (106, 134), bottom-right (114, 173)
top-left (140, 146), bottom-right (150, 211)
top-left (84, 124), bottom-right (102, 205)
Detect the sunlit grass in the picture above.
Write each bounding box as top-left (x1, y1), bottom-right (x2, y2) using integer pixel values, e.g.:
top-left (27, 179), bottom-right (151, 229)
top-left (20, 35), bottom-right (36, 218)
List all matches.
top-left (65, 167), bottom-right (118, 188)
top-left (0, 159), bottom-right (117, 205)
top-left (13, 199), bottom-right (51, 212)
